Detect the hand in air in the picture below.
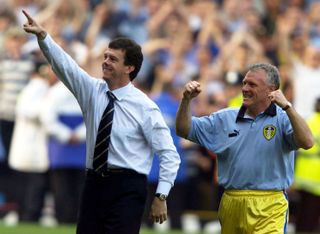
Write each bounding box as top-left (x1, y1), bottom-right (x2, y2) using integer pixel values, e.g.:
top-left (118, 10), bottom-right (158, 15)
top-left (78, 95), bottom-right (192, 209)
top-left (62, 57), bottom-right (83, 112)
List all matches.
top-left (183, 81), bottom-right (202, 100)
top-left (22, 10), bottom-right (46, 39)
top-left (268, 89), bottom-right (288, 109)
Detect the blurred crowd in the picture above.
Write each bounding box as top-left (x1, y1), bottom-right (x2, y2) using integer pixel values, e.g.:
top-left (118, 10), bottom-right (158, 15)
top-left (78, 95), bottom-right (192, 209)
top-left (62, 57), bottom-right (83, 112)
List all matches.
top-left (0, 0), bottom-right (320, 233)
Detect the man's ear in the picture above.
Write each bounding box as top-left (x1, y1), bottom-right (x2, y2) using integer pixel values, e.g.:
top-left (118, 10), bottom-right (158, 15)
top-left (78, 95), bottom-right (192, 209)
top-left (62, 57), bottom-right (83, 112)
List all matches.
top-left (270, 85), bottom-right (277, 91)
top-left (126, 65), bottom-right (135, 75)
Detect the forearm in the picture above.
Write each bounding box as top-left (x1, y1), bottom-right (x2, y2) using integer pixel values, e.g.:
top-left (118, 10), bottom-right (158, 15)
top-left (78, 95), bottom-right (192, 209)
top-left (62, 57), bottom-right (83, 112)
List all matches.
top-left (176, 97), bottom-right (192, 138)
top-left (84, 17), bottom-right (103, 48)
top-left (286, 107), bottom-right (314, 149)
top-left (38, 34), bottom-right (89, 91)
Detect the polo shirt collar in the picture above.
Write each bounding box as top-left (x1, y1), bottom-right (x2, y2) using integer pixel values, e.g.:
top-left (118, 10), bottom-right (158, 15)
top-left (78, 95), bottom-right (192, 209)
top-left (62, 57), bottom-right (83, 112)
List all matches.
top-left (236, 103), bottom-right (277, 122)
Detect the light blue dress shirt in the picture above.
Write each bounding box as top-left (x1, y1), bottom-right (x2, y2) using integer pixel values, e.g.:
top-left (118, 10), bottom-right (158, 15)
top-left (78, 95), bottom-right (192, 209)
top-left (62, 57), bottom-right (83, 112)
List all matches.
top-left (188, 104), bottom-right (299, 190)
top-left (38, 35), bottom-right (180, 195)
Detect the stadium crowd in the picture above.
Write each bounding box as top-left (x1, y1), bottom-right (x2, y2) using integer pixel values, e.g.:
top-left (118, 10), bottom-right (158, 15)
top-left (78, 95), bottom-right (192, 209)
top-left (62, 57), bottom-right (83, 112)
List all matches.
top-left (0, 0), bottom-right (320, 233)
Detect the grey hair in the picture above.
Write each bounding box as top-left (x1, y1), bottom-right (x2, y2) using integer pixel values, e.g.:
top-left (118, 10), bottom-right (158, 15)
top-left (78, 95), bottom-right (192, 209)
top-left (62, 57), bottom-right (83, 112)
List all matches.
top-left (247, 63), bottom-right (280, 89)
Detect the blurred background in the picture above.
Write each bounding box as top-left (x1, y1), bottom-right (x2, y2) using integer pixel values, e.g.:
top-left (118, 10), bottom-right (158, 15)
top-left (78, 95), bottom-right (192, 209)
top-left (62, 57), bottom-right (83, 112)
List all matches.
top-left (0, 0), bottom-right (320, 233)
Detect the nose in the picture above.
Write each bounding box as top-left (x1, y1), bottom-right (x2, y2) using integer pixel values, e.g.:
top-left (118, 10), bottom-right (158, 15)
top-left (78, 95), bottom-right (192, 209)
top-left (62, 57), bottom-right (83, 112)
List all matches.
top-left (104, 57), bottom-right (110, 65)
top-left (104, 55), bottom-right (113, 65)
top-left (242, 83), bottom-right (248, 92)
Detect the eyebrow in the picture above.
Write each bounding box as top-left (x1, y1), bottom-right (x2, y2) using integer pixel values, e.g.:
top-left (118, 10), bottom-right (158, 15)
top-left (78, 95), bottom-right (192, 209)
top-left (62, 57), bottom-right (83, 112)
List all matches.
top-left (104, 53), bottom-right (119, 61)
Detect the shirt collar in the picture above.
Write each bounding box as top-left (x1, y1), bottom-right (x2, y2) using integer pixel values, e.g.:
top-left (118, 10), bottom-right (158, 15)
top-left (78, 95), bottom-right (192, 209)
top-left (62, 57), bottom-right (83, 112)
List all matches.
top-left (236, 103), bottom-right (277, 122)
top-left (106, 82), bottom-right (133, 101)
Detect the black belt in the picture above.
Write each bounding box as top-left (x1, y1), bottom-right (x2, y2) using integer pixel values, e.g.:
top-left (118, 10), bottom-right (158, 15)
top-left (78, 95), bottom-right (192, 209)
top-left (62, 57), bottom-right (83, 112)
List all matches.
top-left (86, 168), bottom-right (138, 178)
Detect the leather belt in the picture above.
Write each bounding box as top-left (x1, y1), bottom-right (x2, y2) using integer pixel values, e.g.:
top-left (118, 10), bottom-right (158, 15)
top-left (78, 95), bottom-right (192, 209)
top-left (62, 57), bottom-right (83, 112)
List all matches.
top-left (86, 168), bottom-right (137, 178)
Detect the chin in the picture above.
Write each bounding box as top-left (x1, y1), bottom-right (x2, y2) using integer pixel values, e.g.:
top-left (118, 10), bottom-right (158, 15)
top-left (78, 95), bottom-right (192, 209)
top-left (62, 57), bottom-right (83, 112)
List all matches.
top-left (242, 99), bottom-right (248, 106)
top-left (102, 75), bottom-right (110, 81)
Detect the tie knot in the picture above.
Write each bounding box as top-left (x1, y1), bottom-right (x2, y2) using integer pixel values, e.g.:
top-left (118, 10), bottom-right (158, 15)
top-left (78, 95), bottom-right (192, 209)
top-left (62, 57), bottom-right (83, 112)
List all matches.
top-left (107, 91), bottom-right (116, 101)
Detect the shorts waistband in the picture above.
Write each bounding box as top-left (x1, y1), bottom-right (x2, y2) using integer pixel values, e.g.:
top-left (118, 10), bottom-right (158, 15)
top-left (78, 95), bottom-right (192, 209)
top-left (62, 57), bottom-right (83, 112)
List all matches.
top-left (86, 168), bottom-right (138, 178)
top-left (224, 189), bottom-right (284, 197)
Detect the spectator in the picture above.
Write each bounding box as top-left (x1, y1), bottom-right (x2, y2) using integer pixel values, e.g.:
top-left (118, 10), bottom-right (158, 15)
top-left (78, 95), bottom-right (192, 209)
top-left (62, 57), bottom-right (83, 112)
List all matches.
top-left (294, 97), bottom-right (320, 232)
top-left (0, 26), bottom-right (34, 211)
top-left (9, 61), bottom-right (56, 222)
top-left (40, 79), bottom-right (86, 224)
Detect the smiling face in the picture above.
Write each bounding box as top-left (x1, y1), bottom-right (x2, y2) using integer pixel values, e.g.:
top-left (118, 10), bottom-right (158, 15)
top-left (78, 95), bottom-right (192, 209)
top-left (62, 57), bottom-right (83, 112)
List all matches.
top-left (102, 48), bottom-right (125, 80)
top-left (101, 48), bottom-right (133, 89)
top-left (242, 69), bottom-right (275, 114)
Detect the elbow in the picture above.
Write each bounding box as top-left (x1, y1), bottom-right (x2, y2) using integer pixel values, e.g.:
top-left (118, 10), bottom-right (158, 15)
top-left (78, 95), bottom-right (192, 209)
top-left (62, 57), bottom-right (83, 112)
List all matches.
top-left (175, 125), bottom-right (189, 139)
top-left (300, 136), bottom-right (315, 150)
top-left (304, 138), bottom-right (315, 150)
top-left (176, 127), bottom-right (186, 138)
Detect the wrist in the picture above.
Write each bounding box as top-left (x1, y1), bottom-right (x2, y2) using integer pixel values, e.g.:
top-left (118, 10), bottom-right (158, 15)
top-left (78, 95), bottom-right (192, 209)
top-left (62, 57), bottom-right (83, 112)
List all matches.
top-left (155, 193), bottom-right (167, 201)
top-left (282, 102), bottom-right (292, 111)
top-left (37, 30), bottom-right (47, 40)
top-left (182, 96), bottom-right (191, 102)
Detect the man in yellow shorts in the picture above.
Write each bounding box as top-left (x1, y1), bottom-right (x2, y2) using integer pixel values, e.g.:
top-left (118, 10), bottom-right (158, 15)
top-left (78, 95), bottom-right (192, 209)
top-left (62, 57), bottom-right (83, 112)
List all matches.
top-left (176, 63), bottom-right (314, 233)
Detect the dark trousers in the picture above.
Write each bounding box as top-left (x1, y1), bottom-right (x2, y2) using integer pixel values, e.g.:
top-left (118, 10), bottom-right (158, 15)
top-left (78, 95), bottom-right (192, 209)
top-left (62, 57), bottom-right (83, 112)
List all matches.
top-left (0, 120), bottom-right (14, 165)
top-left (0, 120), bottom-right (15, 205)
top-left (21, 171), bottom-right (49, 222)
top-left (295, 190), bottom-right (320, 232)
top-left (50, 168), bottom-right (85, 224)
top-left (76, 169), bottom-right (147, 234)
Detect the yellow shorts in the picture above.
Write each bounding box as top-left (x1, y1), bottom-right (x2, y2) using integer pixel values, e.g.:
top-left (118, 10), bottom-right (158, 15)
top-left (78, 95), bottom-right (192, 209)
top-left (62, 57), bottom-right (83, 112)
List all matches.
top-left (218, 190), bottom-right (288, 234)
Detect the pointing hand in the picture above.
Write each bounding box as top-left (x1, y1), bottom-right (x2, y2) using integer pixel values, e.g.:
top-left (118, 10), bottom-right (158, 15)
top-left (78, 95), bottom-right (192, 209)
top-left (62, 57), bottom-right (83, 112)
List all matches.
top-left (22, 10), bottom-right (47, 40)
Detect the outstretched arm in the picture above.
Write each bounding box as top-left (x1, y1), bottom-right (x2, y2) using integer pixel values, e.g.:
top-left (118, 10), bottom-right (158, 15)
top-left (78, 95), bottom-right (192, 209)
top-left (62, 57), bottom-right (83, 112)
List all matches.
top-left (22, 9), bottom-right (95, 112)
top-left (176, 81), bottom-right (201, 138)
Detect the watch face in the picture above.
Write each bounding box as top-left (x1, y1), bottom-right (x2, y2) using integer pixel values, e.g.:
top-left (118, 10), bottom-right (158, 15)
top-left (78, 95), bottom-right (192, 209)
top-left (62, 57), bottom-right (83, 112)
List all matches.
top-left (156, 193), bottom-right (167, 201)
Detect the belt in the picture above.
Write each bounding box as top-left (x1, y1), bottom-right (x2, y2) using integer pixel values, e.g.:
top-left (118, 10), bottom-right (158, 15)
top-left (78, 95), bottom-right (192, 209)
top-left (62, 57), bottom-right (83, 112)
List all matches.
top-left (86, 168), bottom-right (137, 178)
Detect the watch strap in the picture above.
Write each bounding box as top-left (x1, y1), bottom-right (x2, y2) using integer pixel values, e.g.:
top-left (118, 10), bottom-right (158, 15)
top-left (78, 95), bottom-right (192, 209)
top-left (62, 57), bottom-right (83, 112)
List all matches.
top-left (282, 102), bottom-right (292, 111)
top-left (155, 193), bottom-right (167, 201)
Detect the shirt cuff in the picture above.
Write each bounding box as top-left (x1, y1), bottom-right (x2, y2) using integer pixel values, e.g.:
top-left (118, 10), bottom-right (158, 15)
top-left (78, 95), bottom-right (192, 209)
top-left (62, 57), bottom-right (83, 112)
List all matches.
top-left (156, 181), bottom-right (172, 196)
top-left (37, 33), bottom-right (51, 50)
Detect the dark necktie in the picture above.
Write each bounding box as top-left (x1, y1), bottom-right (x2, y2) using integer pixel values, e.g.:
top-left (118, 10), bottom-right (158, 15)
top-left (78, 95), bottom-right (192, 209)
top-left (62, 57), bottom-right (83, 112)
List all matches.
top-left (93, 91), bottom-right (116, 173)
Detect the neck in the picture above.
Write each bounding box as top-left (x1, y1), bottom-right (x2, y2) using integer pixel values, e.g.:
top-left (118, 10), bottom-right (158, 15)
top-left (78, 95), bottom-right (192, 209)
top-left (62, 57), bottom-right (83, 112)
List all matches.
top-left (106, 79), bottom-right (130, 91)
top-left (246, 102), bottom-right (271, 118)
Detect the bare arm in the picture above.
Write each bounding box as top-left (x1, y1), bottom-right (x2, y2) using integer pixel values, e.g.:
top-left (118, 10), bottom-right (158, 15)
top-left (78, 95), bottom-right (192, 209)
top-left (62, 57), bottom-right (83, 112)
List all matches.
top-left (84, 3), bottom-right (108, 48)
top-left (32, 0), bottom-right (63, 26)
top-left (176, 81), bottom-right (201, 138)
top-left (269, 90), bottom-right (314, 149)
top-left (147, 1), bottom-right (175, 37)
top-left (285, 107), bottom-right (314, 149)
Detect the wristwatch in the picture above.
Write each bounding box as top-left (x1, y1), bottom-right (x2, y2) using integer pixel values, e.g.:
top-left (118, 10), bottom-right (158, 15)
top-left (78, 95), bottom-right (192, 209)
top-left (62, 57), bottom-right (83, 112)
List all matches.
top-left (155, 193), bottom-right (167, 201)
top-left (282, 102), bottom-right (292, 111)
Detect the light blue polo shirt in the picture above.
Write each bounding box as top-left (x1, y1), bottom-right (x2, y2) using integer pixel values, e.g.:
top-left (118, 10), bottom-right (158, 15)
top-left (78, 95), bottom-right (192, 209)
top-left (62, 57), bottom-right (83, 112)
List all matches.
top-left (188, 104), bottom-right (299, 190)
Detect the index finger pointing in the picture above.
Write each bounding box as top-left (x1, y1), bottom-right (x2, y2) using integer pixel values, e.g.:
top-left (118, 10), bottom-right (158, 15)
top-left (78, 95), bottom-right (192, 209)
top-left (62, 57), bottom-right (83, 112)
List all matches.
top-left (22, 10), bottom-right (33, 23)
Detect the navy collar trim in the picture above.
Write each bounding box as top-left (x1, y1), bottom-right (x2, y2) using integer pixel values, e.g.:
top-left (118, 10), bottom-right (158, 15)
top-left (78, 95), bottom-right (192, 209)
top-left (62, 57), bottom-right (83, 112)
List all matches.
top-left (236, 103), bottom-right (277, 122)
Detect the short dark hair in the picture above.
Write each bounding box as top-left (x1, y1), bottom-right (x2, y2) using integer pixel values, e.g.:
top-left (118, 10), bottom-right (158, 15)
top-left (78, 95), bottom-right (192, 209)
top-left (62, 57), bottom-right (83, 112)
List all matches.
top-left (108, 37), bottom-right (143, 81)
top-left (247, 63), bottom-right (280, 89)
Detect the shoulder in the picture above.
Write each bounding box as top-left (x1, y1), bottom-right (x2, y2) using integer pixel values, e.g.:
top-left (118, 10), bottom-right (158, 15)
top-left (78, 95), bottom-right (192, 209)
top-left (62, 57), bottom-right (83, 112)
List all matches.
top-left (210, 107), bottom-right (240, 120)
top-left (275, 106), bottom-right (290, 120)
top-left (128, 86), bottom-right (158, 109)
top-left (192, 107), bottom-right (239, 129)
